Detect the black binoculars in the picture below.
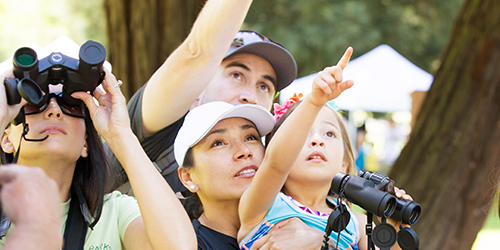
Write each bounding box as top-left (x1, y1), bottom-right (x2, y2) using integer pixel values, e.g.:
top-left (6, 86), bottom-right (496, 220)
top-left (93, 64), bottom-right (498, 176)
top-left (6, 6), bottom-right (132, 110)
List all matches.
top-left (331, 170), bottom-right (421, 225)
top-left (4, 40), bottom-right (106, 124)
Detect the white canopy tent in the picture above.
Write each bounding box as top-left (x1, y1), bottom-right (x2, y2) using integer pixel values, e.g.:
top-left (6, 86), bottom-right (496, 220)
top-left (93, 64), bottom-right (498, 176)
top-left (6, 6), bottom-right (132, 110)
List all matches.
top-left (279, 44), bottom-right (433, 112)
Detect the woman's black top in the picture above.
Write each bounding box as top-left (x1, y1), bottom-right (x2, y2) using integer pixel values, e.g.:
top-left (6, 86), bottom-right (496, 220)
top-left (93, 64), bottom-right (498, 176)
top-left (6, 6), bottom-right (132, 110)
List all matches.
top-left (192, 219), bottom-right (239, 250)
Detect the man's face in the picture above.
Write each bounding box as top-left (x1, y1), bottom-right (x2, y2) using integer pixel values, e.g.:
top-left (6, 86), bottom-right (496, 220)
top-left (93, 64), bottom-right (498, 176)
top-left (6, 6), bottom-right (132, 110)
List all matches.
top-left (195, 53), bottom-right (277, 111)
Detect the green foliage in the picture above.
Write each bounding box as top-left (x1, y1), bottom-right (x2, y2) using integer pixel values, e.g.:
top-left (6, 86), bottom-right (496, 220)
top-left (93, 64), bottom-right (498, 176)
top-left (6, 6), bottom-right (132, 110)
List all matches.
top-left (0, 0), bottom-right (106, 62)
top-left (0, 0), bottom-right (464, 78)
top-left (244, 0), bottom-right (464, 78)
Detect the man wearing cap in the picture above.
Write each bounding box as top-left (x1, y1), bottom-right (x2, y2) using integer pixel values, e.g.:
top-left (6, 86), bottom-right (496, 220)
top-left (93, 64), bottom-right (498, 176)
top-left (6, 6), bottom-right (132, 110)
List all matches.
top-left (106, 0), bottom-right (331, 248)
top-left (107, 0), bottom-right (297, 196)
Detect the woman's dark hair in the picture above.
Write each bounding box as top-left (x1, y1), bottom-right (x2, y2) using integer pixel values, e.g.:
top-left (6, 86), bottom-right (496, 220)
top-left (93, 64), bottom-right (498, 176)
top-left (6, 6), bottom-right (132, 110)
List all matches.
top-left (75, 113), bottom-right (109, 217)
top-left (180, 147), bottom-right (204, 220)
top-left (265, 100), bottom-right (356, 199)
top-left (1, 108), bottom-right (109, 218)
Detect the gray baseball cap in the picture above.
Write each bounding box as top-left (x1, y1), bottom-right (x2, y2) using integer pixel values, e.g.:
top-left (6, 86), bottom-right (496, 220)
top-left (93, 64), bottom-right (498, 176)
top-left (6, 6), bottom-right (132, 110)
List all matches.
top-left (224, 30), bottom-right (297, 92)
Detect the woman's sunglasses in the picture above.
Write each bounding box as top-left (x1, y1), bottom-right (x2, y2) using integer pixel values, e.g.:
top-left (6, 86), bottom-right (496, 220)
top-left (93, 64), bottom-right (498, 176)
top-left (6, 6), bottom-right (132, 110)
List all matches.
top-left (24, 92), bottom-right (86, 118)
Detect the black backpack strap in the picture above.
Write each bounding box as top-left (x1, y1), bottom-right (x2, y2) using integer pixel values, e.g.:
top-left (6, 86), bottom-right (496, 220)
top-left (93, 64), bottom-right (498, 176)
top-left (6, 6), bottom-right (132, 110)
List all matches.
top-left (153, 145), bottom-right (189, 198)
top-left (62, 185), bottom-right (88, 250)
top-left (153, 144), bottom-right (178, 175)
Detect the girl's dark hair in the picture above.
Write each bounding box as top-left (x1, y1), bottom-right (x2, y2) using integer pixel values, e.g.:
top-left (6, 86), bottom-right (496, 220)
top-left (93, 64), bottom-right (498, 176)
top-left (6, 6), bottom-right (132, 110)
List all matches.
top-left (265, 100), bottom-right (356, 197)
top-left (180, 147), bottom-right (204, 220)
top-left (1, 108), bottom-right (109, 218)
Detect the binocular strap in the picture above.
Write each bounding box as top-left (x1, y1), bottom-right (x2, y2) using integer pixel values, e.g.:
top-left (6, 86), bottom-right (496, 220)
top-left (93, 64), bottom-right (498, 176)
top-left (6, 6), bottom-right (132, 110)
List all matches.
top-left (62, 185), bottom-right (88, 250)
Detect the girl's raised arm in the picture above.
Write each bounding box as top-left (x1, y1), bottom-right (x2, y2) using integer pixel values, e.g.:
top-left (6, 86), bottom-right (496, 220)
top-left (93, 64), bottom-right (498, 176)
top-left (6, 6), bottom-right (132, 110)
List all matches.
top-left (238, 47), bottom-right (354, 237)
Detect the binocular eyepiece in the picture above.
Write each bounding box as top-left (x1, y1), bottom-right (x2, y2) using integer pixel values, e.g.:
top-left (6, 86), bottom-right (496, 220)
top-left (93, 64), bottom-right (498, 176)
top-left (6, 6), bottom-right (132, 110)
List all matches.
top-left (4, 40), bottom-right (106, 124)
top-left (331, 171), bottom-right (421, 225)
top-left (393, 196), bottom-right (421, 225)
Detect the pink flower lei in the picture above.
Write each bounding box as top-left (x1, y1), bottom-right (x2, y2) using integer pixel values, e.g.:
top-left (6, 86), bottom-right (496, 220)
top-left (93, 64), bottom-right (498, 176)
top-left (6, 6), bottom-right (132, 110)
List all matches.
top-left (273, 93), bottom-right (303, 122)
top-left (273, 94), bottom-right (339, 122)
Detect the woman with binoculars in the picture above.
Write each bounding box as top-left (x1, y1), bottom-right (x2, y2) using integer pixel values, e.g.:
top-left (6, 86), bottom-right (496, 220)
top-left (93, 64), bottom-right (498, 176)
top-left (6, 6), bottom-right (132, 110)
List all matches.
top-left (0, 68), bottom-right (196, 250)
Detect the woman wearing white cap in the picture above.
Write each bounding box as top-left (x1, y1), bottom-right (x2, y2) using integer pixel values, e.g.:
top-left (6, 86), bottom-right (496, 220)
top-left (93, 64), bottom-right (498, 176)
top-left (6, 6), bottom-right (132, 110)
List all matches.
top-left (175, 48), bottom-right (354, 249)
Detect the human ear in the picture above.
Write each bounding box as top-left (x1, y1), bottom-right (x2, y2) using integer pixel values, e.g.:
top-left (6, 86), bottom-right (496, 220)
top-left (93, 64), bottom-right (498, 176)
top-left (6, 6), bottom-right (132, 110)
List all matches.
top-left (80, 136), bottom-right (88, 158)
top-left (1, 127), bottom-right (15, 154)
top-left (178, 166), bottom-right (198, 192)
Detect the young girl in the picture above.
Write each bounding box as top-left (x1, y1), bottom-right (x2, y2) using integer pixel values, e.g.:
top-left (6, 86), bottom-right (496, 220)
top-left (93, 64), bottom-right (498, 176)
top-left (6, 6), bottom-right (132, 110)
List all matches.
top-left (237, 48), bottom-right (411, 250)
top-left (239, 98), bottom-right (361, 249)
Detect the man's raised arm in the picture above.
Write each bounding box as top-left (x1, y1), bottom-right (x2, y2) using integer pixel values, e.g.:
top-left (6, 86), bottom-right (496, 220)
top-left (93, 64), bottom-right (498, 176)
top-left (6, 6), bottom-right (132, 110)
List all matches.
top-left (141, 0), bottom-right (253, 135)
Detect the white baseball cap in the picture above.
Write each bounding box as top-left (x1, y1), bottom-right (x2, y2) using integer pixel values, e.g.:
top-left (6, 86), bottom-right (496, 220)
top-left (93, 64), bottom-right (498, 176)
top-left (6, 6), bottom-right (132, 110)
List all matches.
top-left (174, 101), bottom-right (275, 166)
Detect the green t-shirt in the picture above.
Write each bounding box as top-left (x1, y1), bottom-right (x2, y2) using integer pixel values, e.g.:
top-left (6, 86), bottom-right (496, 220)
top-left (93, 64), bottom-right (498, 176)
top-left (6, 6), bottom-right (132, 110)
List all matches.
top-left (0, 191), bottom-right (141, 250)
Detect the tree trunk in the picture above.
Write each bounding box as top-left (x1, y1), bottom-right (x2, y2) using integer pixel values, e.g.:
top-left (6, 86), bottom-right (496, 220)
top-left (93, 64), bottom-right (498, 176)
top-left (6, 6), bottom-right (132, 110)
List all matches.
top-left (389, 0), bottom-right (500, 249)
top-left (104, 0), bottom-right (205, 99)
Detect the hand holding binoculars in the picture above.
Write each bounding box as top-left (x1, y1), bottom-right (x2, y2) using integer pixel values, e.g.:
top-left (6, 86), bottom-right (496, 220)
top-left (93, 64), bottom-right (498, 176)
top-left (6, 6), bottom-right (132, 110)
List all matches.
top-left (4, 40), bottom-right (106, 124)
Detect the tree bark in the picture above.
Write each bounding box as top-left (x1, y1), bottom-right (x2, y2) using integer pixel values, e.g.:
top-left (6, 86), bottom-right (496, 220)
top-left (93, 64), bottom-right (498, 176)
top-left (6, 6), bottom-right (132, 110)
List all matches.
top-left (389, 0), bottom-right (500, 249)
top-left (104, 0), bottom-right (205, 99)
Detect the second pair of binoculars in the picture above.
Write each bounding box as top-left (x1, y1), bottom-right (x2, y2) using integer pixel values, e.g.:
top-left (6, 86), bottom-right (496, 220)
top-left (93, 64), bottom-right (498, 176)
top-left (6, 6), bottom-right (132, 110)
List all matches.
top-left (331, 170), bottom-right (421, 225)
top-left (4, 40), bottom-right (106, 108)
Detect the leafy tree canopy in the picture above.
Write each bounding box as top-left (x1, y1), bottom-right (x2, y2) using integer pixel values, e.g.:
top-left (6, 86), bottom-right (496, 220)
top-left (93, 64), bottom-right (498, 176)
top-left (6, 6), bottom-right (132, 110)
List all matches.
top-left (244, 0), bottom-right (464, 78)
